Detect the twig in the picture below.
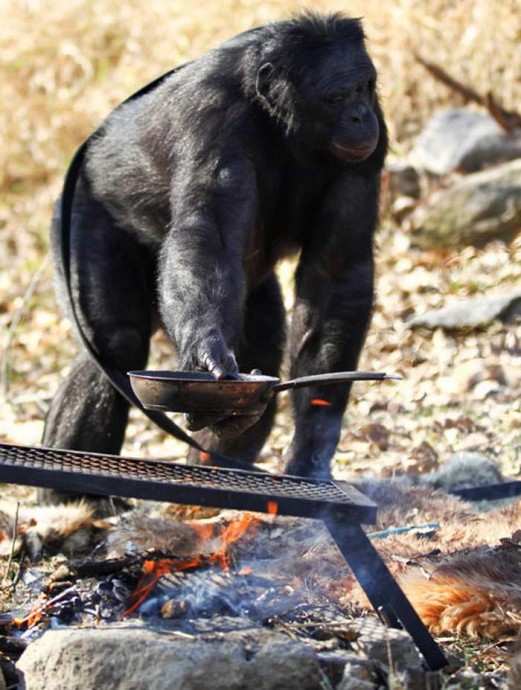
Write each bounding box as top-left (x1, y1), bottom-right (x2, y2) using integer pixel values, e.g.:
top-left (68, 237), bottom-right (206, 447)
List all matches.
top-left (2, 502), bottom-right (20, 589)
top-left (414, 53), bottom-right (521, 132)
top-left (484, 91), bottom-right (521, 132)
top-left (9, 552), bottom-right (25, 591)
top-left (415, 54), bottom-right (482, 105)
top-left (0, 253), bottom-right (50, 402)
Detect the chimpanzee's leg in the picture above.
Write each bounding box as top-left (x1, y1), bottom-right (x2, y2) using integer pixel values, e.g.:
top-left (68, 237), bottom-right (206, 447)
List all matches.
top-left (189, 273), bottom-right (286, 464)
top-left (42, 353), bottom-right (131, 454)
top-left (40, 177), bottom-right (153, 507)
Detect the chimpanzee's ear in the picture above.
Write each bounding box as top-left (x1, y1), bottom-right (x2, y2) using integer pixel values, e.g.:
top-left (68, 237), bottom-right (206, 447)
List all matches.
top-left (255, 62), bottom-right (275, 105)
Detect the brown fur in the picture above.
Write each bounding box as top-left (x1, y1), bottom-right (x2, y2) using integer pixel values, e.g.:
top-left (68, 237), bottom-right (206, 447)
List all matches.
top-left (361, 481), bottom-right (476, 527)
top-left (106, 513), bottom-right (202, 558)
top-left (363, 483), bottom-right (521, 562)
top-left (0, 501), bottom-right (109, 560)
top-left (399, 546), bottom-right (521, 638)
top-left (350, 483), bottom-right (521, 637)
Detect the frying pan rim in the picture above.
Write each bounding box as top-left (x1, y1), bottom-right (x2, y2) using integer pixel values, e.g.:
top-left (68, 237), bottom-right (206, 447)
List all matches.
top-left (127, 370), bottom-right (281, 384)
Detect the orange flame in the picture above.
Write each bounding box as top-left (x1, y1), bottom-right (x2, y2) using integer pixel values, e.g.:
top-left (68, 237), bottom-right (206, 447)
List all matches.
top-left (123, 558), bottom-right (177, 616)
top-left (267, 501), bottom-right (278, 515)
top-left (189, 522), bottom-right (215, 542)
top-left (13, 600), bottom-right (46, 628)
top-left (123, 513), bottom-right (262, 615)
top-left (218, 513), bottom-right (259, 570)
top-left (311, 399), bottom-right (333, 407)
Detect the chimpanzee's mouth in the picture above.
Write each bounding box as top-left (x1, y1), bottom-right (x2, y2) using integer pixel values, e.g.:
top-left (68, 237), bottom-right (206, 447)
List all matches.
top-left (330, 140), bottom-right (377, 162)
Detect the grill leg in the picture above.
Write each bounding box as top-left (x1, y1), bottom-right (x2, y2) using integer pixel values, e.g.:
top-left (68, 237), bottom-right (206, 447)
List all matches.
top-left (324, 518), bottom-right (448, 672)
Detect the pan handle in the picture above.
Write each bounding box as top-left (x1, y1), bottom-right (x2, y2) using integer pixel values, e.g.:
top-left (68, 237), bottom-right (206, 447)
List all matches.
top-left (270, 371), bottom-right (402, 395)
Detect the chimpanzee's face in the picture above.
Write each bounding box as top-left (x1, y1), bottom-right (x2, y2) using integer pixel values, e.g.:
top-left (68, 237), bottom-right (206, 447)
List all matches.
top-left (294, 42), bottom-right (380, 162)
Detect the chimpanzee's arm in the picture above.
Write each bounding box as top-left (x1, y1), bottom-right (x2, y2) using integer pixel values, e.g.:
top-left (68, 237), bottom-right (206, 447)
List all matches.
top-left (158, 158), bottom-right (257, 379)
top-left (284, 172), bottom-right (379, 479)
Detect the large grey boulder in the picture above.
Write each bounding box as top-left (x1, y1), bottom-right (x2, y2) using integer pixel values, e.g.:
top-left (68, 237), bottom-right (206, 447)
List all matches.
top-left (410, 159), bottom-right (521, 248)
top-left (410, 109), bottom-right (521, 175)
top-left (16, 626), bottom-right (324, 690)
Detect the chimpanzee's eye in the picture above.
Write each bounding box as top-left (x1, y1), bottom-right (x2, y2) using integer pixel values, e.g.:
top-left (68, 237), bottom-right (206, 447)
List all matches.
top-left (355, 78), bottom-right (374, 95)
top-left (323, 93), bottom-right (344, 106)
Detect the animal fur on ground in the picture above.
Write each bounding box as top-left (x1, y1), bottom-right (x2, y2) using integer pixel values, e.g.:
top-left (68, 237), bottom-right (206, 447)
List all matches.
top-left (0, 501), bottom-right (109, 560)
top-left (356, 480), bottom-right (521, 637)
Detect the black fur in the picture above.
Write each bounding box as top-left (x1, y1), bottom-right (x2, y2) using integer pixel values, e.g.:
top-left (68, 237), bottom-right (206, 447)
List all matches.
top-left (43, 11), bottom-right (387, 484)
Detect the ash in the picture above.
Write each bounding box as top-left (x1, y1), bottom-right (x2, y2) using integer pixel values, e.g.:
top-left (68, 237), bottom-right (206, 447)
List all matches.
top-left (138, 567), bottom-right (354, 637)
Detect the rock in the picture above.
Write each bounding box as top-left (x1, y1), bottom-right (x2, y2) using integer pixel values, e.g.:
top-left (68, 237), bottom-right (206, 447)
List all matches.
top-left (16, 627), bottom-right (325, 690)
top-left (338, 678), bottom-right (375, 690)
top-left (392, 196), bottom-right (417, 224)
top-left (386, 161), bottom-right (422, 199)
top-left (424, 453), bottom-right (503, 492)
top-left (409, 109), bottom-right (521, 175)
top-left (351, 619), bottom-right (425, 690)
top-left (317, 650), bottom-right (375, 688)
top-left (507, 649), bottom-right (521, 689)
top-left (336, 655), bottom-right (379, 690)
top-left (353, 619), bottom-right (423, 670)
top-left (407, 290), bottom-right (521, 330)
top-left (411, 159), bottom-right (521, 248)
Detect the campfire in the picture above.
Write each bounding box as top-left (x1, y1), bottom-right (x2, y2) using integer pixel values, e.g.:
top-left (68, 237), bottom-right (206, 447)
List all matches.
top-left (4, 507), bottom-right (443, 690)
top-left (3, 443), bottom-right (521, 688)
top-left (13, 512), bottom-right (355, 633)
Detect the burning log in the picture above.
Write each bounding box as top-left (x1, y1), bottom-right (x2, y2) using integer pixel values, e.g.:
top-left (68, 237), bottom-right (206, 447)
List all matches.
top-left (123, 513), bottom-right (264, 616)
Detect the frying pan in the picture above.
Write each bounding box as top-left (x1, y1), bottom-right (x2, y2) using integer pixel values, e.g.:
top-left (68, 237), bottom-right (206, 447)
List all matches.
top-left (128, 370), bottom-right (401, 416)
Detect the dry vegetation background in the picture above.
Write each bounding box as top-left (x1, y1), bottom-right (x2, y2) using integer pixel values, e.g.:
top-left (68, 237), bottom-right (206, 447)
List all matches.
top-left (0, 0), bottom-right (520, 481)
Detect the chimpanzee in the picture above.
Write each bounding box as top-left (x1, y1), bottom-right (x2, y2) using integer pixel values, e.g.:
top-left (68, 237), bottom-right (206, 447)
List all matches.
top-left (42, 11), bottom-right (387, 488)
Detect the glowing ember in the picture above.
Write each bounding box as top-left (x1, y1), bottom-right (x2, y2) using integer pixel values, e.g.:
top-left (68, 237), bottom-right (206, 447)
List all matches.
top-left (124, 559), bottom-right (177, 616)
top-left (310, 399), bottom-right (333, 407)
top-left (199, 451), bottom-right (212, 464)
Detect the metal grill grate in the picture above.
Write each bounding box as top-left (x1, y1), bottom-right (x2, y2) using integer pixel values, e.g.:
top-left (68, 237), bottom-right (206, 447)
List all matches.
top-left (0, 442), bottom-right (448, 670)
top-left (0, 443), bottom-right (376, 523)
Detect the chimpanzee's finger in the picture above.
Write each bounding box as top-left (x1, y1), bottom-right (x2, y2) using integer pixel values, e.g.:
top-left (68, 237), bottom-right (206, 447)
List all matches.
top-left (185, 411), bottom-right (228, 432)
top-left (210, 409), bottom-right (266, 439)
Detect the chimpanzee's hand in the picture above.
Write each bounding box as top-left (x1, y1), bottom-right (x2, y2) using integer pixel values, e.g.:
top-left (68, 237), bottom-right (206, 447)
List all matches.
top-left (184, 333), bottom-right (240, 432)
top-left (186, 407), bottom-right (266, 439)
top-left (184, 367), bottom-right (267, 439)
top-left (196, 334), bottom-right (239, 380)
